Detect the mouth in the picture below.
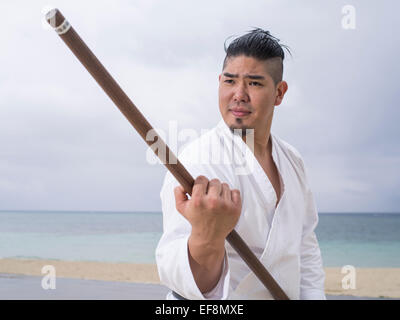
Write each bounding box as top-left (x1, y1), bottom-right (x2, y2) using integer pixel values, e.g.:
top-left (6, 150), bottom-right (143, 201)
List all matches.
top-left (230, 109), bottom-right (251, 118)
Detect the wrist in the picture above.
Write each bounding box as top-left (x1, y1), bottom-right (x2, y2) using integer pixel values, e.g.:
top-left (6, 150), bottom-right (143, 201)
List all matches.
top-left (187, 234), bottom-right (226, 293)
top-left (189, 230), bottom-right (226, 251)
top-left (188, 233), bottom-right (225, 269)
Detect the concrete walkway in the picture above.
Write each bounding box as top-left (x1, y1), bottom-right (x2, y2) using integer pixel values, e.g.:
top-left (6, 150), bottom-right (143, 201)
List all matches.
top-left (0, 273), bottom-right (394, 300)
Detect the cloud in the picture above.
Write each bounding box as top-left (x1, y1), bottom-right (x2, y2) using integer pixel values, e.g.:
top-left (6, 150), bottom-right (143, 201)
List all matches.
top-left (0, 0), bottom-right (399, 212)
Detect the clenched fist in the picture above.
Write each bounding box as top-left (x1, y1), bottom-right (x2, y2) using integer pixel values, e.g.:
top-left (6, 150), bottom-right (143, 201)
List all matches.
top-left (174, 175), bottom-right (242, 245)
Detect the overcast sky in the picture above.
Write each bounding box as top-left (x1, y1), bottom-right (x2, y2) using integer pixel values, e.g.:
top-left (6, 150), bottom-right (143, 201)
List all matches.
top-left (0, 0), bottom-right (399, 213)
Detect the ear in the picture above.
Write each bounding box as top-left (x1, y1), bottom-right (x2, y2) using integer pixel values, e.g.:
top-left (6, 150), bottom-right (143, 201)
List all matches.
top-left (274, 81), bottom-right (288, 106)
top-left (218, 74), bottom-right (221, 82)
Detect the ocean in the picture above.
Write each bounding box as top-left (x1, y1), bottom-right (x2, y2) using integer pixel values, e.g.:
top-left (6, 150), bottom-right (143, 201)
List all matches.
top-left (0, 211), bottom-right (399, 267)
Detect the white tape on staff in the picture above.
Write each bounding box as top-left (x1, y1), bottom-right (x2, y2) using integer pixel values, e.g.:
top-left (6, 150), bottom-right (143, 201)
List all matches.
top-left (55, 19), bottom-right (71, 35)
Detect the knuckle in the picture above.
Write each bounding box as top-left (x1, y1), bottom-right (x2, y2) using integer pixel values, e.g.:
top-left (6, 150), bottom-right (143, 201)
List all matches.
top-left (196, 175), bottom-right (208, 182)
top-left (220, 201), bottom-right (229, 210)
top-left (192, 197), bottom-right (203, 208)
top-left (210, 178), bottom-right (220, 184)
top-left (232, 189), bottom-right (241, 195)
top-left (208, 196), bottom-right (220, 209)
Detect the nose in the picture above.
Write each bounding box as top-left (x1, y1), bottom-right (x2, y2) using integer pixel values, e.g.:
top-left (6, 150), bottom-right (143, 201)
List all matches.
top-left (233, 83), bottom-right (249, 103)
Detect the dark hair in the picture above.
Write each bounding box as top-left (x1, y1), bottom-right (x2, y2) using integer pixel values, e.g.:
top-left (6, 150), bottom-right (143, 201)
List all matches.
top-left (222, 27), bottom-right (291, 85)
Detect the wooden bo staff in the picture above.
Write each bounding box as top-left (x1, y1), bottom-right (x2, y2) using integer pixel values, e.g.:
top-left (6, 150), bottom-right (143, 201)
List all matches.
top-left (45, 8), bottom-right (289, 300)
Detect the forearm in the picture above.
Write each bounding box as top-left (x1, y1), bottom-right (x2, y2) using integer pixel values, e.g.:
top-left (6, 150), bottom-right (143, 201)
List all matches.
top-left (188, 234), bottom-right (226, 293)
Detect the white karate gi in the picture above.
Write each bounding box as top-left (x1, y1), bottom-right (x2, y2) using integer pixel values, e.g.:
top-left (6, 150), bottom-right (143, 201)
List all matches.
top-left (155, 119), bottom-right (326, 300)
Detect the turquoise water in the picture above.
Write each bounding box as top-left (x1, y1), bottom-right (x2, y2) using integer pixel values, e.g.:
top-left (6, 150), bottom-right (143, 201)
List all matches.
top-left (0, 211), bottom-right (162, 263)
top-left (0, 211), bottom-right (399, 267)
top-left (316, 213), bottom-right (400, 267)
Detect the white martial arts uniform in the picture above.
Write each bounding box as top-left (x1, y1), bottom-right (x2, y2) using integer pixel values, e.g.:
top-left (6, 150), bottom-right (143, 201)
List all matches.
top-left (155, 119), bottom-right (326, 300)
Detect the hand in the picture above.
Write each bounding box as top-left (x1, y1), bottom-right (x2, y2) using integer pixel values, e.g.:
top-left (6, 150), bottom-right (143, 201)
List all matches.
top-left (174, 175), bottom-right (242, 245)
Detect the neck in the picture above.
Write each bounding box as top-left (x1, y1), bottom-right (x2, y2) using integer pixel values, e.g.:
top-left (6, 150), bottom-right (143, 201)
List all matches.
top-left (241, 114), bottom-right (273, 159)
top-left (253, 132), bottom-right (271, 159)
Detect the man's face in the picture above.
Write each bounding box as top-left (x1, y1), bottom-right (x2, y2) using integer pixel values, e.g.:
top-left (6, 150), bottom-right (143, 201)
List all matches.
top-left (218, 55), bottom-right (287, 136)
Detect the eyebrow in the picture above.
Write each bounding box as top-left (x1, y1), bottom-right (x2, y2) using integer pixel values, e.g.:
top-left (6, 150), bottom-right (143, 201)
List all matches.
top-left (223, 72), bottom-right (265, 80)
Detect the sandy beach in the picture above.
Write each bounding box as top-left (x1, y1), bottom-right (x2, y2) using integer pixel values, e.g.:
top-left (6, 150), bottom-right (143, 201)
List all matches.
top-left (0, 258), bottom-right (399, 299)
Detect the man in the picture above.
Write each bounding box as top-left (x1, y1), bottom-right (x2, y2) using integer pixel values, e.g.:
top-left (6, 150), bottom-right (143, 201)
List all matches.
top-left (156, 28), bottom-right (326, 300)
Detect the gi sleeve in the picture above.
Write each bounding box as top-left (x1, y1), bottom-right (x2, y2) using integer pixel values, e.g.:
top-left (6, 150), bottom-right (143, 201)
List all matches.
top-left (155, 171), bottom-right (231, 300)
top-left (298, 158), bottom-right (326, 300)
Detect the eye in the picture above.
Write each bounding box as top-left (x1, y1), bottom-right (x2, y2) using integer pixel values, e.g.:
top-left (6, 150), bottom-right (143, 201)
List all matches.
top-left (249, 81), bottom-right (262, 86)
top-left (224, 79), bottom-right (234, 84)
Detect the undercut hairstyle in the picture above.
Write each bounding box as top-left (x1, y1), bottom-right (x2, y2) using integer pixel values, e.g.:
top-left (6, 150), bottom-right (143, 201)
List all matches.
top-left (222, 28), bottom-right (291, 85)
